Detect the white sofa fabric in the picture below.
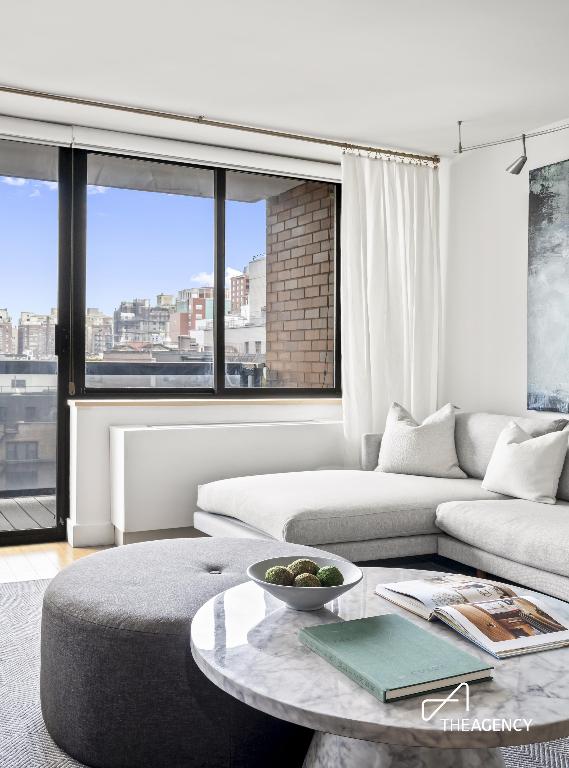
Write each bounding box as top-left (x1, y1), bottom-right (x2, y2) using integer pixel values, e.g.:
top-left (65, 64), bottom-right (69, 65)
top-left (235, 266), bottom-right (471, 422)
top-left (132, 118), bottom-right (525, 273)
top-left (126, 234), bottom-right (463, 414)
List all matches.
top-left (436, 499), bottom-right (569, 579)
top-left (377, 402), bottom-right (466, 479)
top-left (197, 471), bottom-right (503, 545)
top-left (454, 412), bottom-right (569, 493)
top-left (481, 422), bottom-right (569, 504)
top-left (196, 411), bottom-right (569, 601)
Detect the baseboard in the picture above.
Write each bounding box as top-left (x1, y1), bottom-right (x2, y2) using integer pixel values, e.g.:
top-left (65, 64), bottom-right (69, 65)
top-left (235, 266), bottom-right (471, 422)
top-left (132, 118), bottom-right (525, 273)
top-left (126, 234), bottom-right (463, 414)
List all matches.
top-left (114, 526), bottom-right (207, 546)
top-left (67, 521), bottom-right (115, 548)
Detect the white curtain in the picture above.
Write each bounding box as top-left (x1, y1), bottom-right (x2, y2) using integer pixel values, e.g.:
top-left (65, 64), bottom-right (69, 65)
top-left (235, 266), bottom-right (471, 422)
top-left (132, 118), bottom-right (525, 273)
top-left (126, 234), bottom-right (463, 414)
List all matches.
top-left (341, 153), bottom-right (441, 465)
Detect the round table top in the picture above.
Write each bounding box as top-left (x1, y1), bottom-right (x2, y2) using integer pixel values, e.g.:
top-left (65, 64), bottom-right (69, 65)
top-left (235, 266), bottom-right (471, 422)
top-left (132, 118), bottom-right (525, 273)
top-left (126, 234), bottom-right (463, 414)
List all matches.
top-left (190, 566), bottom-right (569, 749)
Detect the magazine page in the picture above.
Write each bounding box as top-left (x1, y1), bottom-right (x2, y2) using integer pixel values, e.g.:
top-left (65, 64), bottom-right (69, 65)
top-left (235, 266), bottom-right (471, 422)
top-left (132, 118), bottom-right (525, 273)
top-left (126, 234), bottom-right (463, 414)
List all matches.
top-left (436, 596), bottom-right (569, 658)
top-left (377, 574), bottom-right (518, 614)
top-left (375, 585), bottom-right (432, 619)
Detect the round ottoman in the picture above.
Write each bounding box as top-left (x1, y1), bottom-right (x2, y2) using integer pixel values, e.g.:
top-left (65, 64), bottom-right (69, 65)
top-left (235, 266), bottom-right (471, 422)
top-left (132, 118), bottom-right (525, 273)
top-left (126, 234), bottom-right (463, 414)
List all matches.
top-left (41, 537), bottom-right (327, 768)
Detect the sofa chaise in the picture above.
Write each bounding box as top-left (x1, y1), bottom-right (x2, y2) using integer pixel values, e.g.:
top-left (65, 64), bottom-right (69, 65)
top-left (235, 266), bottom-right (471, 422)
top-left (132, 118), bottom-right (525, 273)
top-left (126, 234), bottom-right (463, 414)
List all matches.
top-left (195, 411), bottom-right (569, 601)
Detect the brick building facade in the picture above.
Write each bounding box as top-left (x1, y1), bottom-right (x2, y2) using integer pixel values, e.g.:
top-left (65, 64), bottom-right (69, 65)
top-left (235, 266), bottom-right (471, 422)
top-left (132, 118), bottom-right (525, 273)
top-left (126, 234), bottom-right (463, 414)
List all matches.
top-left (265, 181), bottom-right (335, 387)
top-left (230, 273), bottom-right (249, 314)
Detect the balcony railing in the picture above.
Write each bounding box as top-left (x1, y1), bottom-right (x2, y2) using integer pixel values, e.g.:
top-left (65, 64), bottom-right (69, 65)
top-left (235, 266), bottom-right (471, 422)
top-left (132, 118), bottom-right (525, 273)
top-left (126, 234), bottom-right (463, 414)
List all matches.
top-left (0, 360), bottom-right (268, 389)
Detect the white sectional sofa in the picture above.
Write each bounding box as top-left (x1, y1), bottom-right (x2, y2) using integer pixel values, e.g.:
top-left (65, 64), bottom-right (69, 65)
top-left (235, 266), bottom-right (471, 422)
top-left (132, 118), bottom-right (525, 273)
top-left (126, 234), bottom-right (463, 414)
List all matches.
top-left (195, 412), bottom-right (569, 601)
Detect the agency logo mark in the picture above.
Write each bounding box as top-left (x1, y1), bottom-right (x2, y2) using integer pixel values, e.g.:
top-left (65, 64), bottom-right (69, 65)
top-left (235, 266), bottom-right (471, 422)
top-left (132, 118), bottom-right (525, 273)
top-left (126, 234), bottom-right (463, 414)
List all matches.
top-left (421, 683), bottom-right (533, 733)
top-left (421, 682), bottom-right (469, 722)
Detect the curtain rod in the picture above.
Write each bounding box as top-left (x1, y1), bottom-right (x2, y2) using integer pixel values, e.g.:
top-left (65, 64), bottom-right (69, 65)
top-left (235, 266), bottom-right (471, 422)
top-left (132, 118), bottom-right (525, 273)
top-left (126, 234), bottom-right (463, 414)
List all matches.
top-left (0, 83), bottom-right (439, 165)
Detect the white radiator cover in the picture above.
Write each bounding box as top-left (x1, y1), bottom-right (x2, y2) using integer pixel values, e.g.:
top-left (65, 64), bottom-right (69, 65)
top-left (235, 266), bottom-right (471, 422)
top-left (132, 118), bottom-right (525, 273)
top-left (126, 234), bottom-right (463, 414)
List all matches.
top-left (110, 420), bottom-right (345, 534)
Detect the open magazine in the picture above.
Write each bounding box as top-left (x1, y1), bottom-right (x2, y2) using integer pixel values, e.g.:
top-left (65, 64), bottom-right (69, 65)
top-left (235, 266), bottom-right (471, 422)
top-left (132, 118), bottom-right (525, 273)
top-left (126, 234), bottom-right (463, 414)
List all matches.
top-left (376, 574), bottom-right (569, 659)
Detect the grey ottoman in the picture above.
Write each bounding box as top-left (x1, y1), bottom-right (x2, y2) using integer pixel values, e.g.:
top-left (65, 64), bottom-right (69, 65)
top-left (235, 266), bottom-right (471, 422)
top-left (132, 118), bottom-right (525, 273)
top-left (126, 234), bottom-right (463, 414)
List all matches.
top-left (41, 537), bottom-right (325, 768)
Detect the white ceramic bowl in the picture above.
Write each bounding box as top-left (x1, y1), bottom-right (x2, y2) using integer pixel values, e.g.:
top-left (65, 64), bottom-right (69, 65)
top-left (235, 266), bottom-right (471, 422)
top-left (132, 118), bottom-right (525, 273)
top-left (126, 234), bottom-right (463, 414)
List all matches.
top-left (247, 556), bottom-right (362, 611)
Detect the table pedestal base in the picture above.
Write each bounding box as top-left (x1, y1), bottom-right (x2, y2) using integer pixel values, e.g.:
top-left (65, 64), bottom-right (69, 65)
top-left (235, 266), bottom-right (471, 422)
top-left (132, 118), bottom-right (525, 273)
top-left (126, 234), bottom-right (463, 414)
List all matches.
top-left (303, 732), bottom-right (506, 768)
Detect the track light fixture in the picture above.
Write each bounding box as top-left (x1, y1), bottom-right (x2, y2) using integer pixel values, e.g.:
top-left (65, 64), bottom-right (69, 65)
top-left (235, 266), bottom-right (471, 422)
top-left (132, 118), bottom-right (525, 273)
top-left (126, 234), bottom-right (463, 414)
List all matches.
top-left (457, 122), bottom-right (534, 175)
top-left (505, 134), bottom-right (527, 175)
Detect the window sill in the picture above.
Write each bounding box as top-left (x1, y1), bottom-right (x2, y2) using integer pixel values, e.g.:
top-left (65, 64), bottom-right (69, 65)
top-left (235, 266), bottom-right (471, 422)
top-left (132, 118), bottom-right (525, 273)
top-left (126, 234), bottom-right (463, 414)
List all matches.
top-left (68, 396), bottom-right (342, 408)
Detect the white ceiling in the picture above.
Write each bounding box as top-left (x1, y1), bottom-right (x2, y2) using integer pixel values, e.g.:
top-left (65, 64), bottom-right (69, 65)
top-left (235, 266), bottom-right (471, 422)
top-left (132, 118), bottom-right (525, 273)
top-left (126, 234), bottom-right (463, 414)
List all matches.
top-left (1, 0), bottom-right (569, 158)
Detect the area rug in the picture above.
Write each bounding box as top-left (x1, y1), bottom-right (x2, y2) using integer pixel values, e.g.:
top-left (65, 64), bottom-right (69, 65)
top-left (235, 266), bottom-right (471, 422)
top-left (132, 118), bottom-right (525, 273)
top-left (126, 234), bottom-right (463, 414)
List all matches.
top-left (0, 579), bottom-right (84, 768)
top-left (0, 579), bottom-right (568, 768)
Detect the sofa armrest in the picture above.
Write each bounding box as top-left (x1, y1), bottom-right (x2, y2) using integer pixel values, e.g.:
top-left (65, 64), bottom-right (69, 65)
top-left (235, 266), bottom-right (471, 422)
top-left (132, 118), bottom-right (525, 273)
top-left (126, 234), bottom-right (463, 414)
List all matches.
top-left (361, 433), bottom-right (382, 471)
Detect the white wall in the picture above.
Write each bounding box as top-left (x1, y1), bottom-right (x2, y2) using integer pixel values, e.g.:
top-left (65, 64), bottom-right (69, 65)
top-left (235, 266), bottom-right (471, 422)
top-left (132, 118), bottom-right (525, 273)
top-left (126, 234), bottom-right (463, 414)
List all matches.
top-left (69, 398), bottom-right (343, 546)
top-left (440, 122), bottom-right (569, 415)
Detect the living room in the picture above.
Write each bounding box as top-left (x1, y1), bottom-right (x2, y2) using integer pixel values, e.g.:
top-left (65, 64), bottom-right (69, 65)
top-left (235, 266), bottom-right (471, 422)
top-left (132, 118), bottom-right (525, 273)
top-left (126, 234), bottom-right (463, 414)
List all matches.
top-left (1, 2), bottom-right (569, 767)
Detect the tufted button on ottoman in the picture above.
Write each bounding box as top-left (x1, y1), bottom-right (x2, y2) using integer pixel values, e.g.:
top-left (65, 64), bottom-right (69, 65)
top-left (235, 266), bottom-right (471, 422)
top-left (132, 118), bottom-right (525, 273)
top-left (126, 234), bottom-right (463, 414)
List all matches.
top-left (40, 537), bottom-right (327, 768)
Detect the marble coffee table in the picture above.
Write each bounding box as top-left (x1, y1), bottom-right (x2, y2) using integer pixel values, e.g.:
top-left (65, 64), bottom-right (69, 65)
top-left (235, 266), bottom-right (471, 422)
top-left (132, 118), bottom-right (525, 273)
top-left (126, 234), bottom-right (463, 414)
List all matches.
top-left (190, 567), bottom-right (569, 767)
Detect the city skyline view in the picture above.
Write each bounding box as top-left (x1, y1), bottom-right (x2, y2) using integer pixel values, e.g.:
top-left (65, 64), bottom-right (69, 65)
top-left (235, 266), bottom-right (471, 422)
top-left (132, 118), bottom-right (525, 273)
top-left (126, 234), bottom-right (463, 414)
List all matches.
top-left (0, 158), bottom-right (335, 391)
top-left (0, 175), bottom-right (267, 320)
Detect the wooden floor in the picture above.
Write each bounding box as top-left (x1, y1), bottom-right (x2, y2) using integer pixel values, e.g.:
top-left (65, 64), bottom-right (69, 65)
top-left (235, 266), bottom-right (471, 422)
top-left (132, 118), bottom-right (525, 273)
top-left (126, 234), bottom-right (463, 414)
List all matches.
top-left (0, 545), bottom-right (482, 589)
top-left (0, 495), bottom-right (56, 531)
top-left (0, 541), bottom-right (108, 583)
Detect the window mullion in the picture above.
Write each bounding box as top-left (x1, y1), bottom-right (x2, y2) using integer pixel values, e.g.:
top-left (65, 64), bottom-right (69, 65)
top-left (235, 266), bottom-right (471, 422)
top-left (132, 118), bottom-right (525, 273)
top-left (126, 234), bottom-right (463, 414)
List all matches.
top-left (214, 168), bottom-right (226, 395)
top-left (70, 149), bottom-right (87, 397)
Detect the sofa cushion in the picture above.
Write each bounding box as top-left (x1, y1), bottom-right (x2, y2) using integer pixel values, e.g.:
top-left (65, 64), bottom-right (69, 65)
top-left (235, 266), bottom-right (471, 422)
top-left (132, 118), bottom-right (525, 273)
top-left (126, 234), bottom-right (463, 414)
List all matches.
top-left (481, 422), bottom-right (568, 504)
top-left (436, 499), bottom-right (569, 579)
top-left (197, 470), bottom-right (504, 546)
top-left (377, 402), bottom-right (466, 479)
top-left (455, 411), bottom-right (569, 480)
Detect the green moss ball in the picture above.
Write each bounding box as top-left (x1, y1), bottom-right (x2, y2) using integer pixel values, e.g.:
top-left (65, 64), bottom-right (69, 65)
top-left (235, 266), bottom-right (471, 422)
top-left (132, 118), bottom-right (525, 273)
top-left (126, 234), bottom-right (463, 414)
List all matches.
top-left (264, 565), bottom-right (294, 586)
top-left (294, 573), bottom-right (321, 587)
top-left (317, 565), bottom-right (344, 587)
top-left (288, 558), bottom-right (319, 577)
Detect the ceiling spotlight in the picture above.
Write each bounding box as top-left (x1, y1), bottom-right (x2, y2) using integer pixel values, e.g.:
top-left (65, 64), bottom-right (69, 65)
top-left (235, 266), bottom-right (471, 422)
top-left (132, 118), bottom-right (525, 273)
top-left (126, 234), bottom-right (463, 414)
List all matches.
top-left (506, 134), bottom-right (527, 175)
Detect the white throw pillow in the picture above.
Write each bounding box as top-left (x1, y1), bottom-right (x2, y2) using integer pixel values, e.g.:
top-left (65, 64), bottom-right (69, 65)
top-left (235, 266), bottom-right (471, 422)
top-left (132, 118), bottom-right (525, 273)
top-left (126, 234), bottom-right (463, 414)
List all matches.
top-left (482, 421), bottom-right (568, 504)
top-left (377, 402), bottom-right (466, 479)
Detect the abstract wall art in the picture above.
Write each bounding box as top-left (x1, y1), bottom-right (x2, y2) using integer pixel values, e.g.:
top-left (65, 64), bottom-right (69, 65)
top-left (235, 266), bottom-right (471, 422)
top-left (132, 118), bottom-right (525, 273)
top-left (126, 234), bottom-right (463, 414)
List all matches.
top-left (528, 158), bottom-right (569, 413)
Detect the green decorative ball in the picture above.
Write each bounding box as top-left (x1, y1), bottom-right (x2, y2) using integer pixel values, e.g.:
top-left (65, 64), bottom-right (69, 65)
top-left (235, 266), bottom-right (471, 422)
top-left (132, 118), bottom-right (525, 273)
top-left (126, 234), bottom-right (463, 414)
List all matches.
top-left (294, 573), bottom-right (321, 587)
top-left (264, 565), bottom-right (294, 586)
top-left (317, 565), bottom-right (344, 587)
top-left (288, 558), bottom-right (319, 577)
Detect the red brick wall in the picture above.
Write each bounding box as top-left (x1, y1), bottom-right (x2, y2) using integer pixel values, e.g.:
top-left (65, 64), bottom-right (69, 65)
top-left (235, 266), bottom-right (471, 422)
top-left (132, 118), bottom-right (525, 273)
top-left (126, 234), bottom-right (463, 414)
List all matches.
top-left (265, 181), bottom-right (335, 388)
top-left (189, 298), bottom-right (206, 331)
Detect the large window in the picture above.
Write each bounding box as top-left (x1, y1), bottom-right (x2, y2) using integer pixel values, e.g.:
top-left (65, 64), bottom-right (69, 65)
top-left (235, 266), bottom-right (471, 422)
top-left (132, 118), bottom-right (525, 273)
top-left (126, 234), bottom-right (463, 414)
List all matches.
top-left (80, 157), bottom-right (339, 396)
top-left (82, 157), bottom-right (338, 395)
top-left (0, 144), bottom-right (339, 400)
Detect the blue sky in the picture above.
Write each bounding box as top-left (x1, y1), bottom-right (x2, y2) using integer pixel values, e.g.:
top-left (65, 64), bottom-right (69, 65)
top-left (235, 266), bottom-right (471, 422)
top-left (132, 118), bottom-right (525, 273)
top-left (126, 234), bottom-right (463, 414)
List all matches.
top-left (0, 176), bottom-right (59, 319)
top-left (0, 176), bottom-right (266, 319)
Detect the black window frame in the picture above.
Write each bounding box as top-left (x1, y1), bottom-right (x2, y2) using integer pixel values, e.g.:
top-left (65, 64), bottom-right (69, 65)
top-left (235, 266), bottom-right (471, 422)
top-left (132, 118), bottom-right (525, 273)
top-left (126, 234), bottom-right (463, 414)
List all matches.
top-left (66, 149), bottom-right (341, 400)
top-left (0, 139), bottom-right (66, 546)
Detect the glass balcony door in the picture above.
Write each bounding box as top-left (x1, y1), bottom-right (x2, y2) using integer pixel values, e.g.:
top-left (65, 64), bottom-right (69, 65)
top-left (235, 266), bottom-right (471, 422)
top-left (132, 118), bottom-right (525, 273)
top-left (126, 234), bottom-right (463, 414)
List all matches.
top-left (0, 139), bottom-right (65, 544)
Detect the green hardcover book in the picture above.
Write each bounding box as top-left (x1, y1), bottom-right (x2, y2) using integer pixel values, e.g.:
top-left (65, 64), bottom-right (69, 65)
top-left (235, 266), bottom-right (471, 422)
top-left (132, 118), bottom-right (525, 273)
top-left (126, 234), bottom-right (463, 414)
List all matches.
top-left (299, 614), bottom-right (493, 702)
